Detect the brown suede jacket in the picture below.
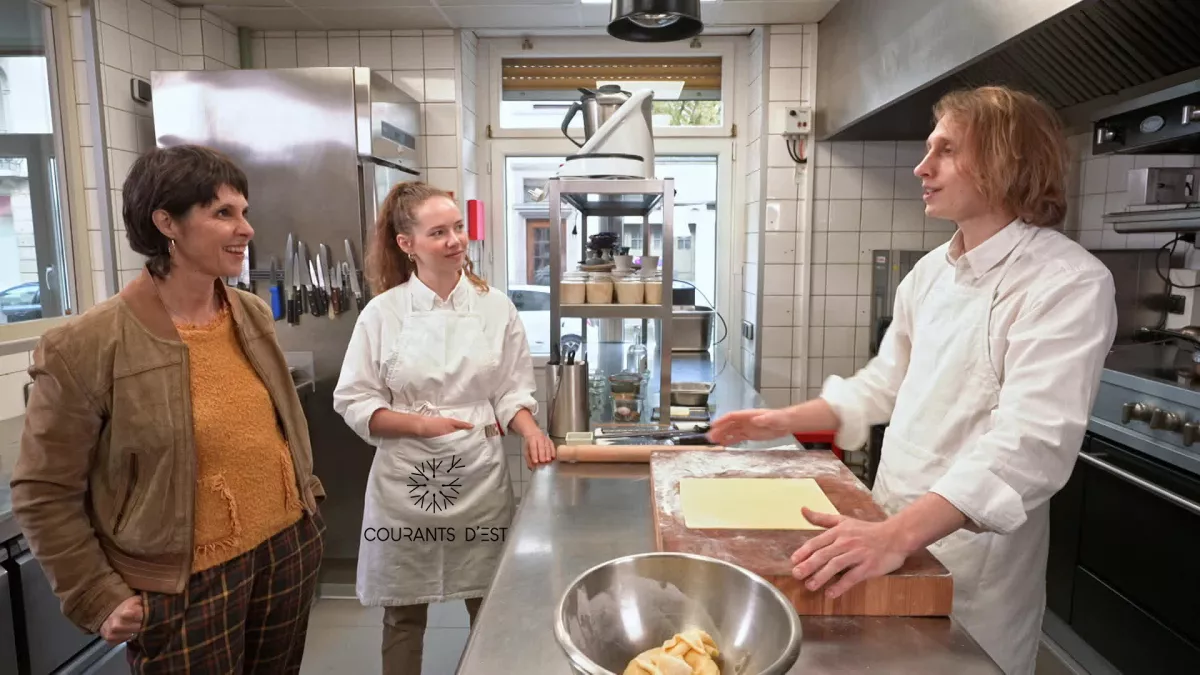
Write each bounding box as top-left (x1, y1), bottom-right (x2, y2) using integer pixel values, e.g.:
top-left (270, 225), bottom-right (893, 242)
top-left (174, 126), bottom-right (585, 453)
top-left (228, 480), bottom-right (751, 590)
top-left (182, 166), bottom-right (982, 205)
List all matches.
top-left (9, 267), bottom-right (325, 634)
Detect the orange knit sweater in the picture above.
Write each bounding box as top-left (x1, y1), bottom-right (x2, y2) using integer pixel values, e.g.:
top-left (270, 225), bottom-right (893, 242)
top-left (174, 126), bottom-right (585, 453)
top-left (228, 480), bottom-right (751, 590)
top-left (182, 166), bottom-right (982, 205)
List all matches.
top-left (177, 306), bottom-right (303, 572)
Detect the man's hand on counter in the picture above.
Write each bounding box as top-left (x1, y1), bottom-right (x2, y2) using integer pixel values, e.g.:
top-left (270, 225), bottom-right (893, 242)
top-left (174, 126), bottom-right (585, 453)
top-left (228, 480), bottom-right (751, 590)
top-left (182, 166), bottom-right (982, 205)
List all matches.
top-left (707, 399), bottom-right (841, 445)
top-left (523, 432), bottom-right (556, 469)
top-left (789, 510), bottom-right (910, 598)
top-left (789, 493), bottom-right (968, 599)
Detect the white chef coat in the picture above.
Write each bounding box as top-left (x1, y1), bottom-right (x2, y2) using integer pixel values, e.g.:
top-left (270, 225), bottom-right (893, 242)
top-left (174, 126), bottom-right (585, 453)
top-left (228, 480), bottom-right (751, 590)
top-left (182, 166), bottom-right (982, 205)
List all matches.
top-left (820, 219), bottom-right (1117, 675)
top-left (333, 272), bottom-right (538, 606)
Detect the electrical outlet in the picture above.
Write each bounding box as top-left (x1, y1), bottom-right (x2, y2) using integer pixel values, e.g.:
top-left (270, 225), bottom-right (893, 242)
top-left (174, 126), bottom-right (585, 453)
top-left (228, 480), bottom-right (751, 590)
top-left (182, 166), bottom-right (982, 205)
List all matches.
top-left (783, 107), bottom-right (811, 136)
top-left (742, 320), bottom-right (755, 341)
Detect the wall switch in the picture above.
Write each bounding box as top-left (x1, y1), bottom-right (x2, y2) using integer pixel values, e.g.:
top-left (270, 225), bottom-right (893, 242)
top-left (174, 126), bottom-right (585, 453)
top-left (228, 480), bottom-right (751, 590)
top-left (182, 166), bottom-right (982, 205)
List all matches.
top-left (783, 107), bottom-right (811, 136)
top-left (742, 320), bottom-right (755, 341)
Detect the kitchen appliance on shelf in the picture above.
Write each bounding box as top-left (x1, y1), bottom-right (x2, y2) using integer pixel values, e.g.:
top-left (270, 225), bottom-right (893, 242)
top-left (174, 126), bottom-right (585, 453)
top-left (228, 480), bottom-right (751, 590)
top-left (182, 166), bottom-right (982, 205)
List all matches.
top-left (152, 67), bottom-right (421, 596)
top-left (557, 87), bottom-right (656, 180)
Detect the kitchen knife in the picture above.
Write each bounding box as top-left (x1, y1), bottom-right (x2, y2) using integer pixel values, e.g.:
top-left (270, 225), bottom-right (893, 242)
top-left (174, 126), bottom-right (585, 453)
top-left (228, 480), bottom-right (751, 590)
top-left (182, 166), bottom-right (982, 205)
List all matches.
top-left (344, 239), bottom-right (365, 311)
top-left (293, 242), bottom-right (305, 321)
top-left (269, 256), bottom-right (283, 320)
top-left (318, 244), bottom-right (333, 318)
top-left (330, 262), bottom-right (341, 317)
top-left (314, 247), bottom-right (326, 316)
top-left (298, 241), bottom-right (313, 316)
top-left (340, 262), bottom-right (351, 312)
top-left (284, 234), bottom-right (297, 324)
top-left (307, 255), bottom-right (321, 317)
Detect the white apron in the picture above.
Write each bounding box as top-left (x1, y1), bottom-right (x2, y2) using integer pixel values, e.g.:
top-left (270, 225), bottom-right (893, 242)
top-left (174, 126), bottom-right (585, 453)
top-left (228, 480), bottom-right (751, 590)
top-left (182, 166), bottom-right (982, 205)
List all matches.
top-left (356, 288), bottom-right (515, 607)
top-left (875, 227), bottom-right (1044, 675)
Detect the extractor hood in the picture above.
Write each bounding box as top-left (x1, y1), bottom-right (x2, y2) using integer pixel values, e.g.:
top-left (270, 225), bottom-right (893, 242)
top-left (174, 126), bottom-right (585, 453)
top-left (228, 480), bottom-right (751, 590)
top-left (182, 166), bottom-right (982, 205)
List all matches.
top-left (816, 0), bottom-right (1200, 143)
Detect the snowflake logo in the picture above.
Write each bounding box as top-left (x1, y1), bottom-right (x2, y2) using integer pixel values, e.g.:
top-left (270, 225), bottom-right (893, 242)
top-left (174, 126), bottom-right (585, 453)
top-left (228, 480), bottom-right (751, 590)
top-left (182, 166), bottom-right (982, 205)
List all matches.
top-left (407, 455), bottom-right (466, 512)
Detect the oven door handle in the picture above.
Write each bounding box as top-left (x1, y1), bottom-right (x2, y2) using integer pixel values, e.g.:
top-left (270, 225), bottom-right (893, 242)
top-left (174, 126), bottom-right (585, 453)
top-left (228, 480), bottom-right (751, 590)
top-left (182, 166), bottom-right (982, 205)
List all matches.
top-left (1079, 451), bottom-right (1200, 518)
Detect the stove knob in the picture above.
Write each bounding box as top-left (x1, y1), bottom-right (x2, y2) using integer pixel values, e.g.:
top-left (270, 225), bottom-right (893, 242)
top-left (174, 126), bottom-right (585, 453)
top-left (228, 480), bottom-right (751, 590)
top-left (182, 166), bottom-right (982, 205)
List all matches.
top-left (1151, 409), bottom-right (1181, 431)
top-left (1184, 422), bottom-right (1199, 447)
top-left (1122, 402), bottom-right (1154, 424)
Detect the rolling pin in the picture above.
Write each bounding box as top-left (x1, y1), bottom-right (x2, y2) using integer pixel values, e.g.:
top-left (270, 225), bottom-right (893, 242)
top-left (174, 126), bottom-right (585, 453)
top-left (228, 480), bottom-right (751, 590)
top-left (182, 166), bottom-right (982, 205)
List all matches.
top-left (556, 444), bottom-right (726, 463)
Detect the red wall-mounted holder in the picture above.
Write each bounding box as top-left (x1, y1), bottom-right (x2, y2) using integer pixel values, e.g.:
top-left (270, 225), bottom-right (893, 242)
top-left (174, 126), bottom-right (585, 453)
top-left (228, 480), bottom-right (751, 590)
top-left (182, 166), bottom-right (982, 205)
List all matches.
top-left (467, 199), bottom-right (485, 241)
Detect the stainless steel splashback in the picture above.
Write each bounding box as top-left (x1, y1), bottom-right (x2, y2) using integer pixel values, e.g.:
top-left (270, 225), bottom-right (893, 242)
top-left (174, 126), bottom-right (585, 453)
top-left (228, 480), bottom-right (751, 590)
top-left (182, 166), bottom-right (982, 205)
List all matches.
top-left (150, 68), bottom-right (421, 567)
top-left (1091, 248), bottom-right (1177, 343)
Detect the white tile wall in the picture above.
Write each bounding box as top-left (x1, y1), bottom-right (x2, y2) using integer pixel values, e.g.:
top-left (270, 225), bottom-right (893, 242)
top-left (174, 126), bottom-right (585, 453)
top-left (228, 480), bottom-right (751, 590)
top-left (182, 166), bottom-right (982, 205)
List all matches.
top-left (83, 0), bottom-right (239, 295)
top-left (802, 139), bottom-right (954, 400)
top-left (738, 27), bottom-right (768, 387)
top-left (250, 28), bottom-right (471, 201)
top-left (751, 25), bottom-right (818, 406)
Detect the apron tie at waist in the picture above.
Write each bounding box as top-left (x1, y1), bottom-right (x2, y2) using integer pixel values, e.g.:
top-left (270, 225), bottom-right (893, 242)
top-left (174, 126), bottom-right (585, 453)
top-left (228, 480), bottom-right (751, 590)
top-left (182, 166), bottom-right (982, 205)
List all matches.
top-left (393, 400), bottom-right (504, 438)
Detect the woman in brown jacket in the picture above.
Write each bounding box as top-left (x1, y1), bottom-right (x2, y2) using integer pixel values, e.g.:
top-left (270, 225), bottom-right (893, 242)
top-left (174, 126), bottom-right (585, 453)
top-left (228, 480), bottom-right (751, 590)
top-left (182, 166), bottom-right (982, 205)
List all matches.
top-left (10, 145), bottom-right (326, 674)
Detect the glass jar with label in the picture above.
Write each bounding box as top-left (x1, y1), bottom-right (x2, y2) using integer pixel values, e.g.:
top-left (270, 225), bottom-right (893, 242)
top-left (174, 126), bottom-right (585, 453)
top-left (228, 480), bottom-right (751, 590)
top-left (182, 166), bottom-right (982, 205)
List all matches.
top-left (561, 271), bottom-right (588, 305)
top-left (586, 272), bottom-right (614, 304)
top-left (644, 272), bottom-right (664, 305)
top-left (614, 272), bottom-right (645, 304)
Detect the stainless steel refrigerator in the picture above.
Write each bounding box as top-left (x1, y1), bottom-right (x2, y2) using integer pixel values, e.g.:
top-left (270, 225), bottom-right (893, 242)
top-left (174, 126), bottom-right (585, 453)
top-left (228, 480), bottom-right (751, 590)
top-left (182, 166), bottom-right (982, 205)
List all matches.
top-left (151, 67), bottom-right (422, 593)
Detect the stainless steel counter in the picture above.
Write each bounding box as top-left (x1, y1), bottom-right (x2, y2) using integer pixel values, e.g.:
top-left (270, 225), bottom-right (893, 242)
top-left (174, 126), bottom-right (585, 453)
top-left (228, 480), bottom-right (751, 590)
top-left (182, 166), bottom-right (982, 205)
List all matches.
top-left (457, 463), bottom-right (1002, 674)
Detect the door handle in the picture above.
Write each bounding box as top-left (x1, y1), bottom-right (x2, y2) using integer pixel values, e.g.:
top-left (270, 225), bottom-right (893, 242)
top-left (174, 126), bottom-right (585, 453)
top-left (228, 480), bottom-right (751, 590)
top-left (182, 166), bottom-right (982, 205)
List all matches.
top-left (1079, 451), bottom-right (1200, 518)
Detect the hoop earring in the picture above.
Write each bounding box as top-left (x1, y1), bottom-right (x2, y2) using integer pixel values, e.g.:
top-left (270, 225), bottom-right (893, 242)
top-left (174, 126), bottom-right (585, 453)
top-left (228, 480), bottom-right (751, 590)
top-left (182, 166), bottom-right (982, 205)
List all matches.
top-left (407, 252), bottom-right (416, 263)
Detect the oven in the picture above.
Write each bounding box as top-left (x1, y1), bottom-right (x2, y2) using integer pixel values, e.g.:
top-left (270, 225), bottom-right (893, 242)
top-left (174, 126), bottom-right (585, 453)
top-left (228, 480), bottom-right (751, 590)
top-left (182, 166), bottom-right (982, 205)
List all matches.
top-left (1, 531), bottom-right (129, 675)
top-left (1046, 363), bottom-right (1200, 673)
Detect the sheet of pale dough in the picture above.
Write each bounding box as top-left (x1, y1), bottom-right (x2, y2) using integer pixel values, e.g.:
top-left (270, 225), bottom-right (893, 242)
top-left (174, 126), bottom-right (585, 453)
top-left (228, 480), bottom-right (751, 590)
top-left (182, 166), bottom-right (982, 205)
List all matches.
top-left (679, 477), bottom-right (840, 530)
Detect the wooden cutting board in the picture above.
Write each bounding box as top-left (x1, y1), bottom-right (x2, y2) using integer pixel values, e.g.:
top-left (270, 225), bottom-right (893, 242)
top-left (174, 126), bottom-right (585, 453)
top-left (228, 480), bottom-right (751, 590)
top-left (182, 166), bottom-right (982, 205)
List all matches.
top-left (650, 449), bottom-right (953, 617)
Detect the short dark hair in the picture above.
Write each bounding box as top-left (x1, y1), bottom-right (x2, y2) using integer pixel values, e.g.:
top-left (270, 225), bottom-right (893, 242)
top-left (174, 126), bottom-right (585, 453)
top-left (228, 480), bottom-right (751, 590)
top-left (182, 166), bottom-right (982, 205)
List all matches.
top-left (122, 145), bottom-right (249, 277)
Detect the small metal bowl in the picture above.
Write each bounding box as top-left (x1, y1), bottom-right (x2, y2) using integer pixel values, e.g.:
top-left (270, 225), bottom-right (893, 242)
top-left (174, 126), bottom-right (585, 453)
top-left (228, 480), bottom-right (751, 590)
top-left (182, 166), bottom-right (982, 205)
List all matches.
top-left (554, 552), bottom-right (802, 675)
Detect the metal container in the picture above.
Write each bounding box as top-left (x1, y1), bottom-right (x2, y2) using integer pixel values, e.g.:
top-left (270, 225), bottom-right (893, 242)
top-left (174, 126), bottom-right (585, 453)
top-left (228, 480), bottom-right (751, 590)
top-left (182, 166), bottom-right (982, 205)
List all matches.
top-left (670, 382), bottom-right (714, 407)
top-left (671, 306), bottom-right (715, 352)
top-left (554, 552), bottom-right (802, 675)
top-left (548, 361), bottom-right (592, 439)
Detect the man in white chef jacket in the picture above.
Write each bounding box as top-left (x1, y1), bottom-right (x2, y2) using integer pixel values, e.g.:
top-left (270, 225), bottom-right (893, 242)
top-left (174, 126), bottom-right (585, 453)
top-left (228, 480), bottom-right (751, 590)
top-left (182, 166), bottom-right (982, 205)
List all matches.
top-left (708, 85), bottom-right (1118, 675)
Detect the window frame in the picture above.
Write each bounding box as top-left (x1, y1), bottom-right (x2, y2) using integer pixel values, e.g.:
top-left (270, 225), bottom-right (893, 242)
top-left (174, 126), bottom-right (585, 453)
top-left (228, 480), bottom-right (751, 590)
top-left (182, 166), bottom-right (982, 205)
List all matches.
top-left (480, 35), bottom-right (739, 140)
top-left (0, 0), bottom-right (96, 348)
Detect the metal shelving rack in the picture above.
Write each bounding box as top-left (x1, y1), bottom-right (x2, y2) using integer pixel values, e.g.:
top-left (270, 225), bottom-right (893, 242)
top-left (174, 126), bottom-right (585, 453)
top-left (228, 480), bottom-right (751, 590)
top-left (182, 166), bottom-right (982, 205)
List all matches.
top-left (548, 177), bottom-right (675, 425)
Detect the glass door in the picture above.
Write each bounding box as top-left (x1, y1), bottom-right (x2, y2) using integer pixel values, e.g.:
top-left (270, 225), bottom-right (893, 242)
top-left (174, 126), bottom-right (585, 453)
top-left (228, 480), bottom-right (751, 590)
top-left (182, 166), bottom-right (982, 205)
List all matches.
top-left (0, 133), bottom-right (70, 324)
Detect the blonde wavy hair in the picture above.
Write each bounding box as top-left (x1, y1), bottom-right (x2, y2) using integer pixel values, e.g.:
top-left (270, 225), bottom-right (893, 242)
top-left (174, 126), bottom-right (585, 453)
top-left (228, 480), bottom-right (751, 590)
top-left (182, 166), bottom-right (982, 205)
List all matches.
top-left (932, 86), bottom-right (1069, 228)
top-left (365, 181), bottom-right (488, 296)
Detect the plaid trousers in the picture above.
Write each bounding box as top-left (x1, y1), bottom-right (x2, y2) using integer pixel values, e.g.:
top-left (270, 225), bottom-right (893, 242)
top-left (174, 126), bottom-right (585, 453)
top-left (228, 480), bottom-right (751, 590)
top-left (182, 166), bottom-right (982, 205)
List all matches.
top-left (126, 510), bottom-right (325, 674)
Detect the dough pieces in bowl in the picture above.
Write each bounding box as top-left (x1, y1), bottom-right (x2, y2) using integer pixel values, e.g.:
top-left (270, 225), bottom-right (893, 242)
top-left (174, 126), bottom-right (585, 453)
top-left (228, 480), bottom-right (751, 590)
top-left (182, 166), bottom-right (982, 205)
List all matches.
top-left (623, 629), bottom-right (721, 675)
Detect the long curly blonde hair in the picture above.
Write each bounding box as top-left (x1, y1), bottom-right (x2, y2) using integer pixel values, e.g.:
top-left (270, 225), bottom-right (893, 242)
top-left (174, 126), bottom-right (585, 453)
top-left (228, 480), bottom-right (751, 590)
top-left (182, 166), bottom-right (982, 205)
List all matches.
top-left (932, 86), bottom-right (1069, 228)
top-left (365, 181), bottom-right (488, 296)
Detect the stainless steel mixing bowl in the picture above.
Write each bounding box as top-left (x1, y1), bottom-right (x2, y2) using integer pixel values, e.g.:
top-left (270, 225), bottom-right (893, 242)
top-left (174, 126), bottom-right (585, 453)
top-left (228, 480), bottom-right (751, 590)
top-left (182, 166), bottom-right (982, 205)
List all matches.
top-left (554, 552), bottom-right (802, 674)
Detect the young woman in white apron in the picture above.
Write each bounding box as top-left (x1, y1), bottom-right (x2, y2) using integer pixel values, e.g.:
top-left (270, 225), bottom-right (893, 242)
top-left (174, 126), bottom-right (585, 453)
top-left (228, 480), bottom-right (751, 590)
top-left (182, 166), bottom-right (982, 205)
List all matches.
top-left (333, 182), bottom-right (556, 675)
top-left (707, 86), bottom-right (1118, 675)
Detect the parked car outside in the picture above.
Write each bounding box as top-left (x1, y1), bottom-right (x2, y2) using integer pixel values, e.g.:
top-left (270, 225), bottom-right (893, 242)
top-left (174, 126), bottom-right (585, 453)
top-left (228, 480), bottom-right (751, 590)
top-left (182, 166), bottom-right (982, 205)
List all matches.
top-left (0, 281), bottom-right (41, 324)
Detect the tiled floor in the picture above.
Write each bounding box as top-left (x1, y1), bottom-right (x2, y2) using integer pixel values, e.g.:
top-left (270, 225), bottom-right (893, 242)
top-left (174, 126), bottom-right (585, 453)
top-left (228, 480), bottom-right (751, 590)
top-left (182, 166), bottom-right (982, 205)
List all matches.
top-left (300, 598), bottom-right (473, 675)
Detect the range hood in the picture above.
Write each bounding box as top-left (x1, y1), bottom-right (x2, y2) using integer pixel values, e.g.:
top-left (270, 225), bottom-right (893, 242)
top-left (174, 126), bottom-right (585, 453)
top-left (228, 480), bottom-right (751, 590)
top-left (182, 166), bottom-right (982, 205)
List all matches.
top-left (815, 0), bottom-right (1200, 144)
